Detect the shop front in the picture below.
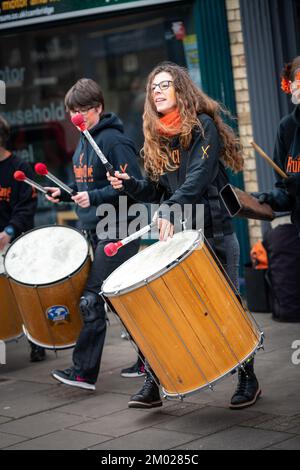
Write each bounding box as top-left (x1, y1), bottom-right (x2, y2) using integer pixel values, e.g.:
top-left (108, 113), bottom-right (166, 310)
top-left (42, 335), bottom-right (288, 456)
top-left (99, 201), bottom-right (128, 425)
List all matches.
top-left (0, 0), bottom-right (250, 269)
top-left (0, 0), bottom-right (203, 225)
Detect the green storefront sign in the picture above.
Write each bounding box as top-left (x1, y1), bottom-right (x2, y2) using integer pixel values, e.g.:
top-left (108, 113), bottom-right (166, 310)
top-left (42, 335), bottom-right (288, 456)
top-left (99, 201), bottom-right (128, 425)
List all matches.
top-left (0, 0), bottom-right (181, 29)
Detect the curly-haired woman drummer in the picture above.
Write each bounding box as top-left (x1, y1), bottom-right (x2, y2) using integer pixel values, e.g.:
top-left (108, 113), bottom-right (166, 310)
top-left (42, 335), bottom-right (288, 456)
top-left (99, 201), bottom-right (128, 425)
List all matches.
top-left (108, 61), bottom-right (261, 410)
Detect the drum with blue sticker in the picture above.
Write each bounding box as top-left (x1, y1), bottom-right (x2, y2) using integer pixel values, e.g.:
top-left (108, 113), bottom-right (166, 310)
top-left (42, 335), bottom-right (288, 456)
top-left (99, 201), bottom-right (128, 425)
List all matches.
top-left (4, 226), bottom-right (91, 350)
top-left (47, 306), bottom-right (70, 323)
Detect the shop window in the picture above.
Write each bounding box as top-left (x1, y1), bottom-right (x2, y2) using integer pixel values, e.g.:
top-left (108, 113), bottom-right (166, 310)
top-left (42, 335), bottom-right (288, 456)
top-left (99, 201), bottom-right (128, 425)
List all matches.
top-left (0, 2), bottom-right (199, 225)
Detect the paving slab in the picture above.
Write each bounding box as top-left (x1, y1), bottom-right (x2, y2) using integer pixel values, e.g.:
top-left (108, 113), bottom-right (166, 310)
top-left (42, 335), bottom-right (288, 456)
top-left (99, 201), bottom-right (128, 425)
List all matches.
top-left (99, 369), bottom-right (145, 395)
top-left (57, 392), bottom-right (129, 419)
top-left (0, 312), bottom-right (299, 450)
top-left (265, 435), bottom-right (300, 450)
top-left (4, 429), bottom-right (110, 450)
top-left (153, 406), bottom-right (261, 437)
top-left (0, 411), bottom-right (91, 438)
top-left (70, 408), bottom-right (173, 438)
top-left (0, 380), bottom-right (52, 401)
top-left (0, 416), bottom-right (12, 425)
top-left (88, 428), bottom-right (199, 450)
top-left (172, 426), bottom-right (293, 450)
top-left (240, 414), bottom-right (300, 434)
top-left (0, 432), bottom-right (29, 449)
top-left (0, 383), bottom-right (92, 419)
top-left (155, 401), bottom-right (205, 417)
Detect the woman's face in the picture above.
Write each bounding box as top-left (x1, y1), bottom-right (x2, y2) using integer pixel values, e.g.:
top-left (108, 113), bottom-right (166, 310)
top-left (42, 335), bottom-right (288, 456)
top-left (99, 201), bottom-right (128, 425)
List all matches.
top-left (291, 69), bottom-right (300, 105)
top-left (151, 71), bottom-right (177, 115)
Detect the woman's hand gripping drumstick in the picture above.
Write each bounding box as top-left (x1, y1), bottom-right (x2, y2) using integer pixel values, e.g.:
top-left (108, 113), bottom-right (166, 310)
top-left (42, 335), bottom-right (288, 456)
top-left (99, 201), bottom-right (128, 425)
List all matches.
top-left (104, 221), bottom-right (156, 257)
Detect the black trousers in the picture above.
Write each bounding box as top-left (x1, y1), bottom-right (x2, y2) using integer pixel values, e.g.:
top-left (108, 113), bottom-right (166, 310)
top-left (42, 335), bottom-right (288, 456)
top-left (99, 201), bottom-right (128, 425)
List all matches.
top-left (72, 237), bottom-right (140, 382)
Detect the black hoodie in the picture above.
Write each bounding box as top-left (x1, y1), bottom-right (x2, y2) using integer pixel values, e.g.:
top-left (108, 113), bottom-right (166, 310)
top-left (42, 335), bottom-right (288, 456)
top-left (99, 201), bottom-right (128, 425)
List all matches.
top-left (270, 105), bottom-right (300, 228)
top-left (0, 154), bottom-right (37, 237)
top-left (121, 113), bottom-right (233, 238)
top-left (62, 113), bottom-right (142, 231)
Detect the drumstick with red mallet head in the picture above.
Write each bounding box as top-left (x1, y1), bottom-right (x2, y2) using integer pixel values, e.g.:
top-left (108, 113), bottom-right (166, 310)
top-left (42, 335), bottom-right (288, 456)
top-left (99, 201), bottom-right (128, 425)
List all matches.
top-left (14, 170), bottom-right (52, 196)
top-left (104, 222), bottom-right (156, 257)
top-left (71, 113), bottom-right (115, 177)
top-left (34, 162), bottom-right (77, 196)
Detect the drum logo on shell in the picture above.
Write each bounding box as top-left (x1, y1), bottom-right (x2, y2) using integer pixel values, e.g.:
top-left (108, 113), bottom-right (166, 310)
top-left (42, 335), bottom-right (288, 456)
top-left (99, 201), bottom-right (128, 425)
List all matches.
top-left (47, 306), bottom-right (70, 324)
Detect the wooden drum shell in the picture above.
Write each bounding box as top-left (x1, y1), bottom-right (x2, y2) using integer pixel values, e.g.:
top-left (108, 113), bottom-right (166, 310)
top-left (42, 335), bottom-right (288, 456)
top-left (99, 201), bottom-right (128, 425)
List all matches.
top-left (0, 274), bottom-right (23, 342)
top-left (105, 238), bottom-right (262, 397)
top-left (8, 258), bottom-right (90, 350)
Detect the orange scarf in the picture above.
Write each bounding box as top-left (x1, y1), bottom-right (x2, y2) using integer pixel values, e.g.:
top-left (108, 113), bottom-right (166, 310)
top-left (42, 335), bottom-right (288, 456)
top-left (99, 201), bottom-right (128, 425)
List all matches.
top-left (158, 108), bottom-right (182, 137)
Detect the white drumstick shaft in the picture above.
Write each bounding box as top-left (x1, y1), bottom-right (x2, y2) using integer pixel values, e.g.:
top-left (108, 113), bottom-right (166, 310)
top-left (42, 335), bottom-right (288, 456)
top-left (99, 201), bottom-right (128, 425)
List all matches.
top-left (83, 129), bottom-right (108, 165)
top-left (120, 222), bottom-right (156, 247)
top-left (24, 177), bottom-right (48, 194)
top-left (45, 172), bottom-right (75, 195)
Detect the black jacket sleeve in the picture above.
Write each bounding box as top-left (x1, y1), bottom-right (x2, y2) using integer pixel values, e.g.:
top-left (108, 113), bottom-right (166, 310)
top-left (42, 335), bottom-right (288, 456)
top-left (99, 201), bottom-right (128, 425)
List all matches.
top-left (10, 161), bottom-right (38, 236)
top-left (88, 142), bottom-right (143, 206)
top-left (123, 175), bottom-right (166, 203)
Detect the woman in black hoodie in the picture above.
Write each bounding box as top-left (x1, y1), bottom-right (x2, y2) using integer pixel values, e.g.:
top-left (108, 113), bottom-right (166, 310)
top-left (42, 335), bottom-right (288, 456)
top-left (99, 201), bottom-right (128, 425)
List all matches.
top-left (108, 62), bottom-right (261, 410)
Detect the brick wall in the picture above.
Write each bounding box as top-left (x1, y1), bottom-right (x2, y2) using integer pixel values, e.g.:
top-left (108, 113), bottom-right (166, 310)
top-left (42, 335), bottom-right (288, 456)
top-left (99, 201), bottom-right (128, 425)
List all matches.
top-left (225, 0), bottom-right (262, 246)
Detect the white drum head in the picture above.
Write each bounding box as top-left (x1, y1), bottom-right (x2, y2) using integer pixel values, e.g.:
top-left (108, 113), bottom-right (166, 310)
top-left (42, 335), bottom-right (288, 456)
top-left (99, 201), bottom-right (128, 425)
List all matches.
top-left (102, 230), bottom-right (201, 295)
top-left (4, 226), bottom-right (88, 286)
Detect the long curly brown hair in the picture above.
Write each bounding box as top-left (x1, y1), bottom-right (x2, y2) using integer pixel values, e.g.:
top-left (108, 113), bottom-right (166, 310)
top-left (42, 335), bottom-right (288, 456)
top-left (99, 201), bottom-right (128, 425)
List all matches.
top-left (142, 62), bottom-right (244, 181)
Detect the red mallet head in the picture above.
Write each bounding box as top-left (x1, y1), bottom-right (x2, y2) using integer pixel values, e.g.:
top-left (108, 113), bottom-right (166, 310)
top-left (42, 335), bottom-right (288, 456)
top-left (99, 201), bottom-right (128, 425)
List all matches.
top-left (35, 162), bottom-right (48, 176)
top-left (14, 170), bottom-right (26, 182)
top-left (104, 241), bottom-right (123, 257)
top-left (71, 113), bottom-right (86, 131)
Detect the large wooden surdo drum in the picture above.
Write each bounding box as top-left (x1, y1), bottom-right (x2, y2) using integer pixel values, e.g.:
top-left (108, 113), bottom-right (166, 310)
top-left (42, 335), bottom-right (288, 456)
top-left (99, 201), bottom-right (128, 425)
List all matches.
top-left (4, 226), bottom-right (91, 350)
top-left (0, 248), bottom-right (23, 342)
top-left (102, 230), bottom-right (263, 398)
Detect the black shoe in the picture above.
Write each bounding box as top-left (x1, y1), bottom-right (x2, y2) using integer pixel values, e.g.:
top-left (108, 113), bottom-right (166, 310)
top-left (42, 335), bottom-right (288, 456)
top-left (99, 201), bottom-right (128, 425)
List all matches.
top-left (30, 345), bottom-right (46, 363)
top-left (128, 374), bottom-right (162, 408)
top-left (121, 357), bottom-right (146, 378)
top-left (51, 367), bottom-right (96, 391)
top-left (230, 362), bottom-right (261, 409)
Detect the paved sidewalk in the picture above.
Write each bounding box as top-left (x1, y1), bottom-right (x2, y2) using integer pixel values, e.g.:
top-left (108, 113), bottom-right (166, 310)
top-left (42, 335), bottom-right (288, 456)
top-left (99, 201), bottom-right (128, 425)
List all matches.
top-left (0, 313), bottom-right (300, 450)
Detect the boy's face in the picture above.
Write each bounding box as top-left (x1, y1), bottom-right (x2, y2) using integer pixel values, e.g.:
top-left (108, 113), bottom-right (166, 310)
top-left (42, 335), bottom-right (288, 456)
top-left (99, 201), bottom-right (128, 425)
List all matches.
top-left (70, 105), bottom-right (102, 130)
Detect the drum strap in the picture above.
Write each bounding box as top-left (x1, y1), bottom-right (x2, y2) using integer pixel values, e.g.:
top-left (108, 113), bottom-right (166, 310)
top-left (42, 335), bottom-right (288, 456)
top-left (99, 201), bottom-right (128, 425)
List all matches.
top-left (207, 173), bottom-right (227, 266)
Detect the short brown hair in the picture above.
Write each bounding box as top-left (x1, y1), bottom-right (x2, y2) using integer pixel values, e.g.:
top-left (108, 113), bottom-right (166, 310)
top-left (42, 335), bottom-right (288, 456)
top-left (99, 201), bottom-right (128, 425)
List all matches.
top-left (65, 78), bottom-right (105, 112)
top-left (0, 115), bottom-right (10, 148)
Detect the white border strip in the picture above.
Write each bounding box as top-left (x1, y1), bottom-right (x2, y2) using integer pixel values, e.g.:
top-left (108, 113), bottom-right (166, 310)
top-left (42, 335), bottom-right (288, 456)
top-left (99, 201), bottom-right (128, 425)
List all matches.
top-left (0, 0), bottom-right (182, 30)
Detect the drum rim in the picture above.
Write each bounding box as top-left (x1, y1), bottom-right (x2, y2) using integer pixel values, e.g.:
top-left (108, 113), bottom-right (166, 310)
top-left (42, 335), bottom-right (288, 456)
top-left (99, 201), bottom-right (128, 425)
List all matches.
top-left (22, 325), bottom-right (76, 350)
top-left (102, 229), bottom-right (204, 297)
top-left (4, 224), bottom-right (89, 287)
top-left (1, 332), bottom-right (24, 343)
top-left (161, 333), bottom-right (264, 399)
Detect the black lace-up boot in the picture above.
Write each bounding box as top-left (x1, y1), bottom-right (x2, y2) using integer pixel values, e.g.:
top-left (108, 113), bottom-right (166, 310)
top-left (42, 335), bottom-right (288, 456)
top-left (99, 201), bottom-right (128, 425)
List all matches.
top-left (230, 359), bottom-right (261, 409)
top-left (128, 370), bottom-right (162, 409)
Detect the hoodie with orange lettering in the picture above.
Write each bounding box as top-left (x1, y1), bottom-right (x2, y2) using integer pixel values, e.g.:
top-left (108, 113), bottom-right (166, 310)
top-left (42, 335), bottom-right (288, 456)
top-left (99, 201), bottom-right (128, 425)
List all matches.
top-left (266, 105), bottom-right (300, 229)
top-left (60, 112), bottom-right (142, 232)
